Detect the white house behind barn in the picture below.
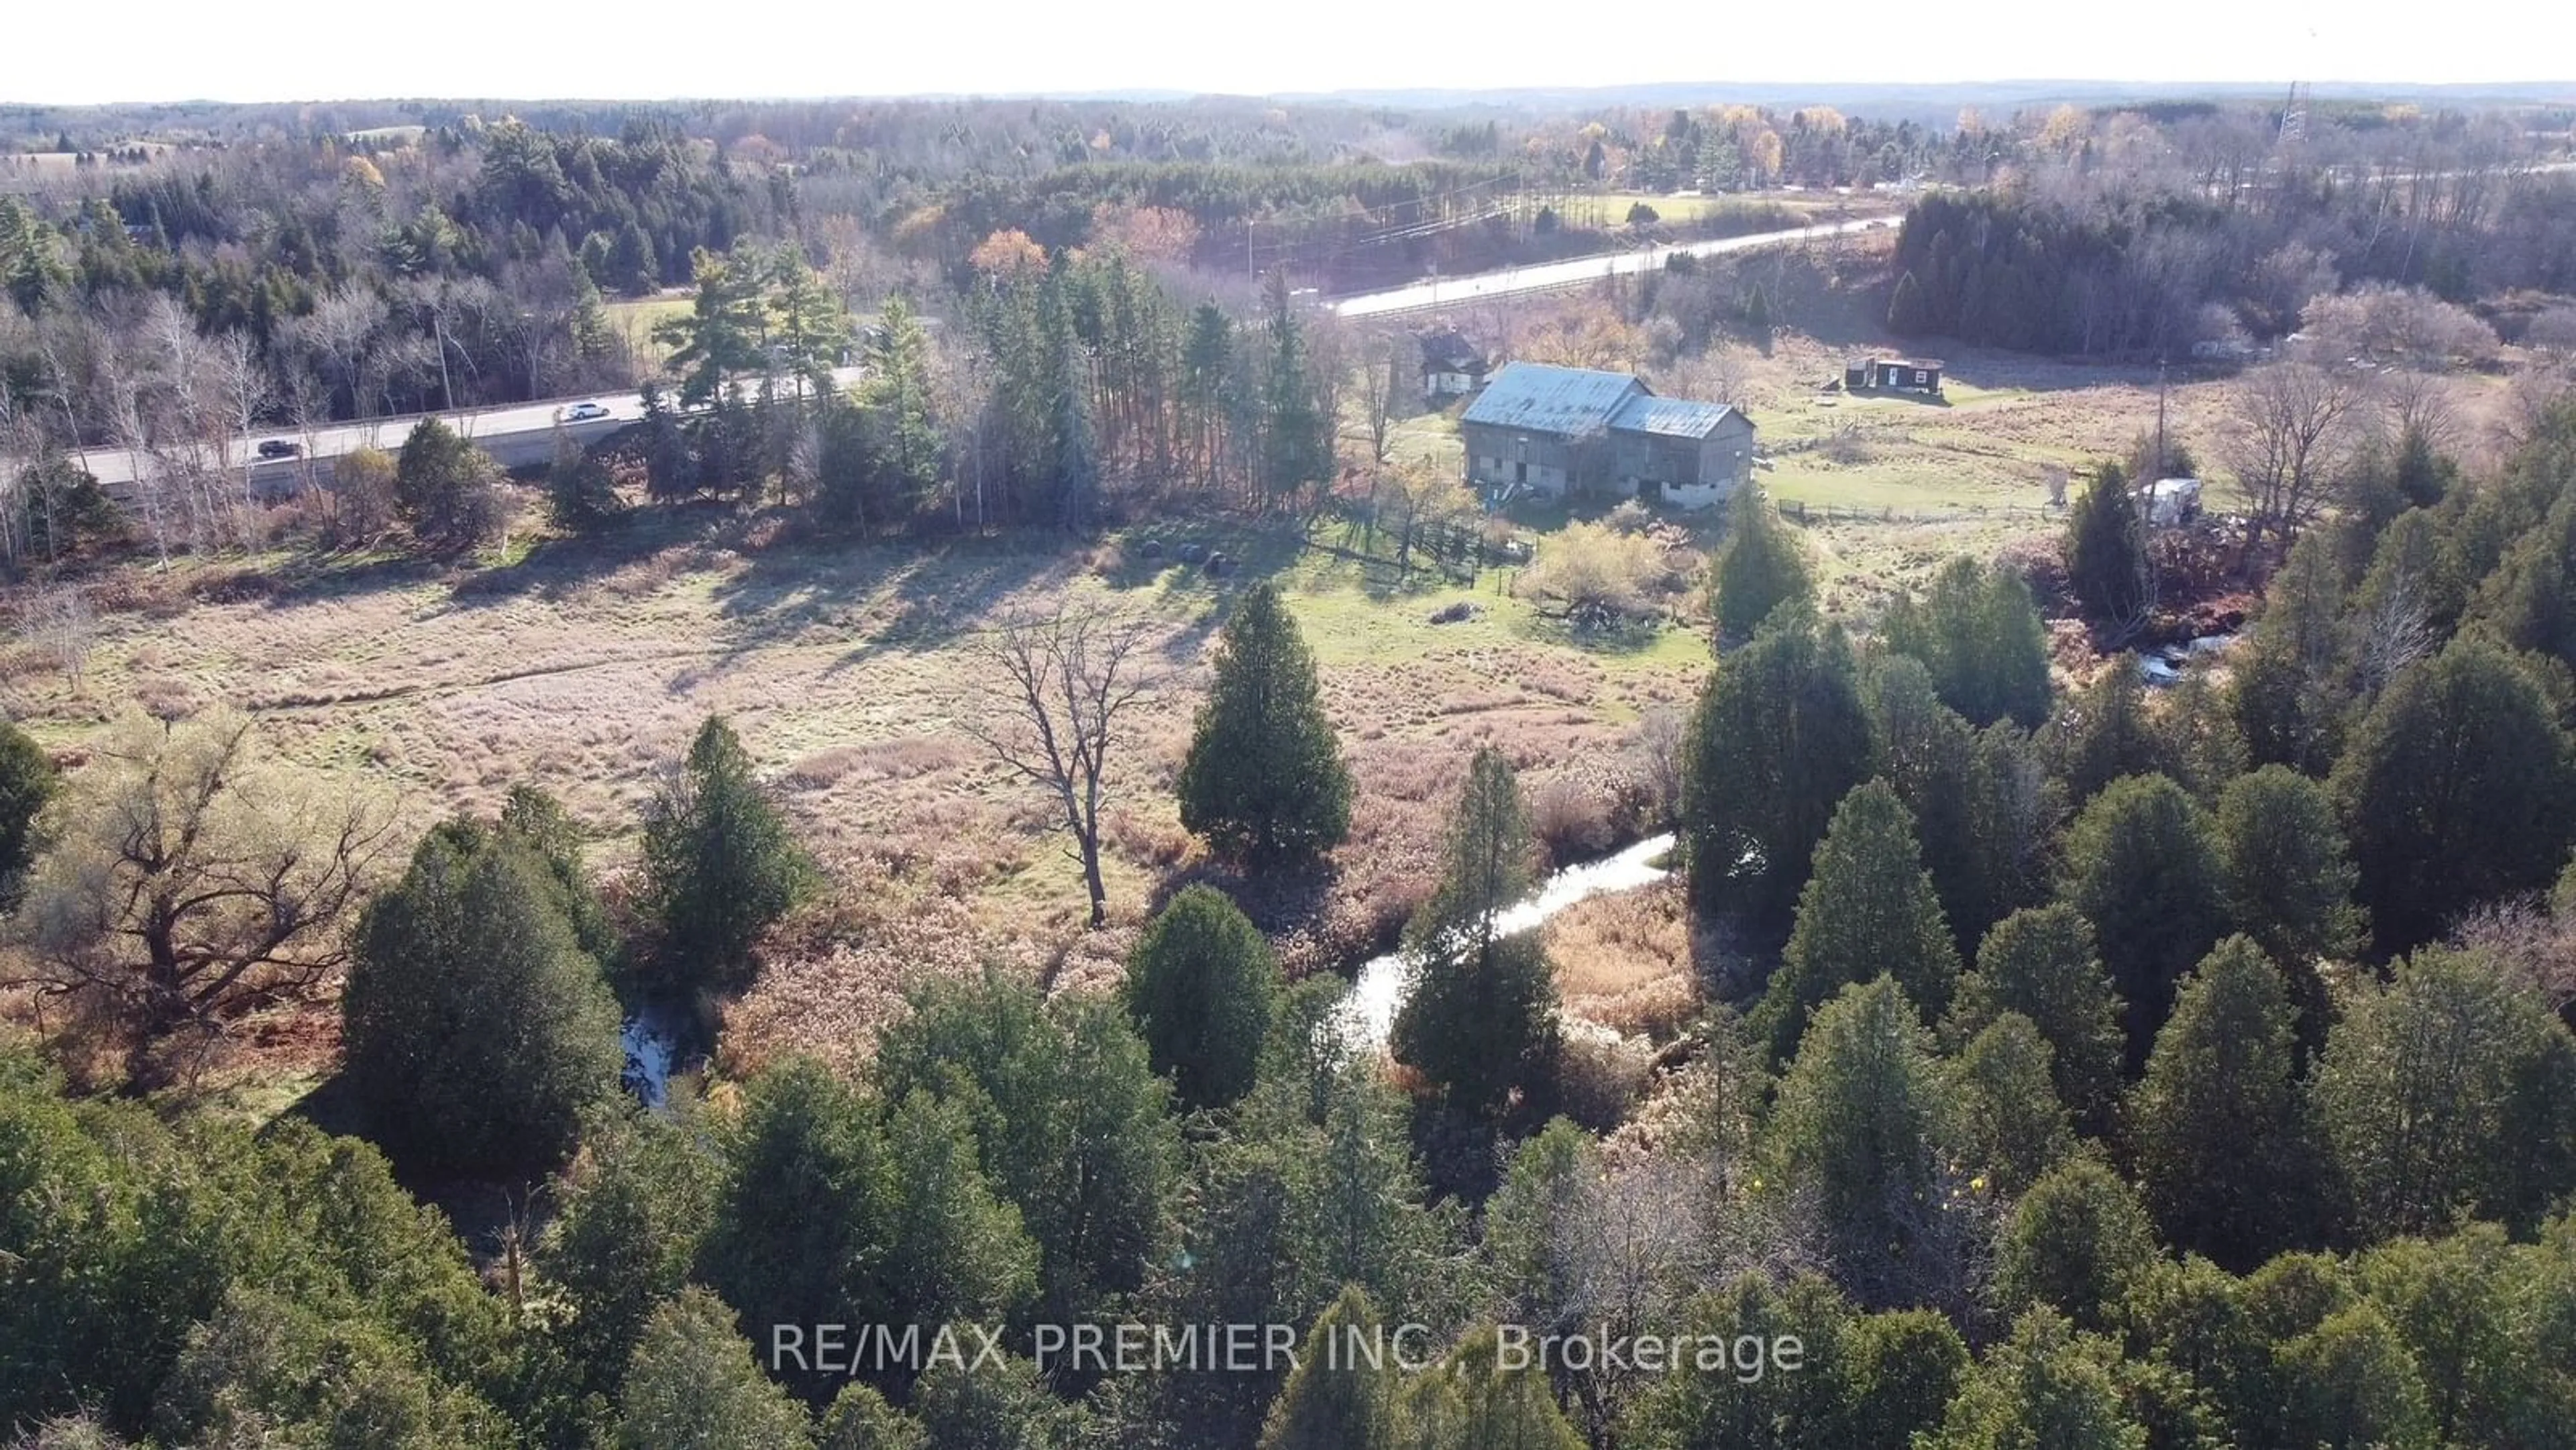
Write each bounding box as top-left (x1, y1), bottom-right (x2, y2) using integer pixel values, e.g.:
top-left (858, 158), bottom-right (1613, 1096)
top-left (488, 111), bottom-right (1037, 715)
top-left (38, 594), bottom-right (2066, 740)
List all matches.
top-left (1458, 361), bottom-right (1754, 510)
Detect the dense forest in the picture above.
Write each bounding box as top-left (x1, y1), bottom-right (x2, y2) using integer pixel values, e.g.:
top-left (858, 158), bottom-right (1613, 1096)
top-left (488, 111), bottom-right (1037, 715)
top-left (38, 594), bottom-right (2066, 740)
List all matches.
top-left (1886, 107), bottom-right (2576, 356)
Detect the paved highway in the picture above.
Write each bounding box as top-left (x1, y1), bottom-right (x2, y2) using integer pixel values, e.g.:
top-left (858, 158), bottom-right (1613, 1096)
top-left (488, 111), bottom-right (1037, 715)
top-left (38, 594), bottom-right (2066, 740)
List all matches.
top-left (74, 368), bottom-right (866, 494)
top-left (1330, 213), bottom-right (1904, 320)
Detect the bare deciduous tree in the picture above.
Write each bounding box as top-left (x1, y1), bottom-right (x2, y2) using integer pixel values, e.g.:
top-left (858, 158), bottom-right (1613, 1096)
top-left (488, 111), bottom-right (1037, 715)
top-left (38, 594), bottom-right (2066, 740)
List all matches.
top-left (5, 710), bottom-right (395, 1080)
top-left (1353, 329), bottom-right (1403, 465)
top-left (25, 585), bottom-right (94, 693)
top-left (968, 607), bottom-right (1157, 928)
top-left (2224, 359), bottom-right (2366, 559)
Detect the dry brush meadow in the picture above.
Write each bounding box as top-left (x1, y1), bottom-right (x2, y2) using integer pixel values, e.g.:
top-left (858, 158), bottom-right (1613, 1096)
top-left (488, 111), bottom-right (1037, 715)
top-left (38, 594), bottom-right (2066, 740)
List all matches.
top-left (0, 510), bottom-right (1714, 1081)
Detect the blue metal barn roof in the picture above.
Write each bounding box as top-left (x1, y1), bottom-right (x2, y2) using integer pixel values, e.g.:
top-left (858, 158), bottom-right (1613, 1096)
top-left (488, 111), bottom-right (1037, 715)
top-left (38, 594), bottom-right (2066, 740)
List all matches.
top-left (1459, 363), bottom-right (1646, 438)
top-left (1610, 394), bottom-right (1739, 440)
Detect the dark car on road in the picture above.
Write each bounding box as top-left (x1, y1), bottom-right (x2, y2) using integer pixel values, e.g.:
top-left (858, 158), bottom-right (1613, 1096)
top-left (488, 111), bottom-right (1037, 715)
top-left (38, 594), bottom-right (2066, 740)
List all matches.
top-left (255, 439), bottom-right (300, 459)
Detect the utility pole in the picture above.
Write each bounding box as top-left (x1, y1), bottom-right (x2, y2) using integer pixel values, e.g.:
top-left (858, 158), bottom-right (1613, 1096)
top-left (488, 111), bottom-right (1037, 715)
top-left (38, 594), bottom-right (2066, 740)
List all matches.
top-left (433, 304), bottom-right (455, 419)
top-left (2154, 357), bottom-right (2169, 479)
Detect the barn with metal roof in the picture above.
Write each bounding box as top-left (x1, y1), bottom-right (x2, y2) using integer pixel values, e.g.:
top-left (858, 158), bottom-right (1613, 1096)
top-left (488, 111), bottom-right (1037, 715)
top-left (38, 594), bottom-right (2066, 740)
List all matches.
top-left (1458, 362), bottom-right (1754, 510)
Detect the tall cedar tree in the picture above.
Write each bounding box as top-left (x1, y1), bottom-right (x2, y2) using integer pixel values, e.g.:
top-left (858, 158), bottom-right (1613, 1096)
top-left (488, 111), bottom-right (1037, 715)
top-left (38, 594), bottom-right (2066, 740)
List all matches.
top-left (1951, 1014), bottom-right (2078, 1197)
top-left (1754, 779), bottom-right (1961, 1064)
top-left (1257, 1286), bottom-right (1401, 1450)
top-left (2060, 773), bottom-right (2228, 1069)
top-left (1682, 610), bottom-right (1874, 934)
top-left (1392, 748), bottom-right (1561, 1122)
top-left (1858, 656), bottom-right (2055, 953)
top-left (1991, 1158), bottom-right (2159, 1333)
top-left (1920, 1308), bottom-right (2147, 1450)
top-left (1404, 1325), bottom-right (1587, 1450)
top-left (641, 716), bottom-right (815, 993)
top-left (2314, 946), bottom-right (2576, 1240)
top-left (1882, 556), bottom-right (2055, 729)
top-left (1176, 582), bottom-right (1353, 866)
top-left (2230, 531), bottom-right (2353, 775)
top-left (1763, 975), bottom-right (1960, 1310)
top-left (1948, 904), bottom-right (2127, 1141)
top-left (1122, 885), bottom-right (1281, 1110)
top-left (341, 822), bottom-right (623, 1178)
top-left (2064, 460), bottom-right (2152, 633)
top-left (2133, 936), bottom-right (2325, 1270)
top-left (1709, 484), bottom-right (1813, 642)
top-left (0, 716), bottom-right (58, 909)
top-left (873, 973), bottom-right (1177, 1329)
top-left (614, 1287), bottom-right (816, 1450)
top-left (539, 1113), bottom-right (722, 1396)
top-left (2330, 637), bottom-right (2576, 955)
top-left (2214, 765), bottom-right (2362, 995)
top-left (694, 1058), bottom-right (1038, 1406)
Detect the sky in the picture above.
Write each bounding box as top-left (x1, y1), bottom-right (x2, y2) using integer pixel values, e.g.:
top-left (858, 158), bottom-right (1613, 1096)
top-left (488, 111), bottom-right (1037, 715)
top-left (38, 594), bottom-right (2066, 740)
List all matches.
top-left (5, 0), bottom-right (2571, 105)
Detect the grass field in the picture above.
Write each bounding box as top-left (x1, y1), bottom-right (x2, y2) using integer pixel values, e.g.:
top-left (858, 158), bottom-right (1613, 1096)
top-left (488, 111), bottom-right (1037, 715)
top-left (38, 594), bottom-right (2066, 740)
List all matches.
top-left (604, 296), bottom-right (694, 369)
top-left (1, 505), bottom-right (1712, 1076)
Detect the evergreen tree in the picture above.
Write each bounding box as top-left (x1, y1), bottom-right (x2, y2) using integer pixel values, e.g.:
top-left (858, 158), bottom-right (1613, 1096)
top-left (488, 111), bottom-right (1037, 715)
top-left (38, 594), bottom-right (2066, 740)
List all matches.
top-left (766, 243), bottom-right (846, 400)
top-left (1392, 748), bottom-right (1560, 1121)
top-left (546, 435), bottom-right (621, 532)
top-left (1837, 1310), bottom-right (1974, 1449)
top-left (695, 1058), bottom-right (1038, 1405)
top-left (2331, 637), bottom-right (2576, 955)
top-left (640, 716), bottom-right (815, 993)
top-left (2059, 774), bottom-right (2227, 1068)
top-left (1175, 582), bottom-right (1353, 866)
top-left (1122, 885), bottom-right (1280, 1111)
top-left (1258, 273), bottom-right (1329, 503)
top-left (2064, 461), bottom-right (2151, 633)
top-left (1256, 1286), bottom-right (1402, 1450)
top-left (1403, 1325), bottom-right (1586, 1450)
top-left (1920, 1308), bottom-right (2148, 1450)
top-left (1949, 904), bottom-right (2126, 1139)
top-left (1682, 610), bottom-right (1874, 934)
top-left (2229, 530), bottom-right (2353, 774)
top-left (2133, 937), bottom-right (2325, 1270)
top-left (910, 1354), bottom-right (1084, 1450)
top-left (1861, 656), bottom-right (2055, 952)
top-left (1754, 779), bottom-right (1961, 1063)
top-left (2273, 1304), bottom-right (2436, 1450)
top-left (540, 1112), bottom-right (721, 1394)
top-left (2043, 665), bottom-right (2173, 807)
top-left (1764, 976), bottom-right (1962, 1309)
top-left (2314, 946), bottom-right (2576, 1240)
top-left (1709, 485), bottom-right (1813, 642)
top-left (655, 246), bottom-right (768, 406)
top-left (1617, 1273), bottom-right (1863, 1449)
top-left (818, 1385), bottom-right (925, 1450)
top-left (1951, 1013), bottom-right (2076, 1197)
top-left (393, 416), bottom-right (502, 549)
top-left (341, 822), bottom-right (623, 1178)
top-left (639, 382), bottom-right (695, 502)
top-left (874, 973), bottom-right (1177, 1329)
top-left (1992, 1158), bottom-right (2159, 1333)
top-left (1882, 556), bottom-right (2053, 729)
top-left (2214, 765), bottom-right (2363, 974)
top-left (0, 716), bottom-right (58, 909)
top-left (614, 1288), bottom-right (814, 1450)
top-left (857, 295), bottom-right (943, 517)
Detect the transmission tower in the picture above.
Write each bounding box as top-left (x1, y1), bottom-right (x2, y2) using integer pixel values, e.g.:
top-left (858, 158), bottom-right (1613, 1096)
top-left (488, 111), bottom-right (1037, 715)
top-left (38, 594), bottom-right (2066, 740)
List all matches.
top-left (2277, 80), bottom-right (2308, 148)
